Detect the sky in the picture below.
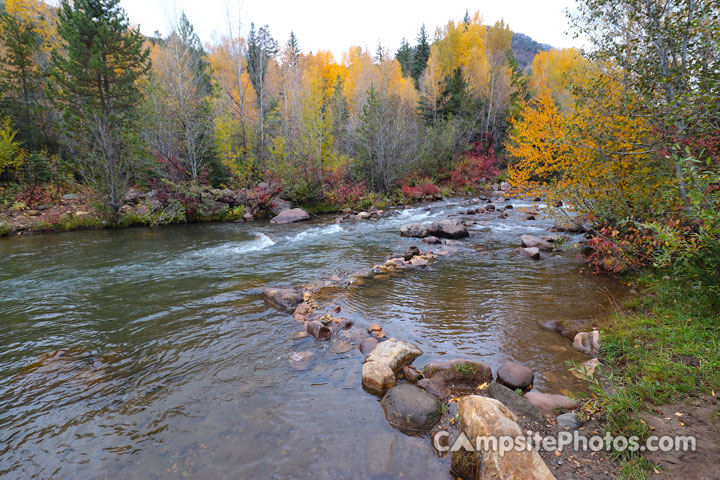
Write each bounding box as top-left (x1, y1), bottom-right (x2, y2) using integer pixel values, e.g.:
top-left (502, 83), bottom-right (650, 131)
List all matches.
top-left (118, 0), bottom-right (580, 59)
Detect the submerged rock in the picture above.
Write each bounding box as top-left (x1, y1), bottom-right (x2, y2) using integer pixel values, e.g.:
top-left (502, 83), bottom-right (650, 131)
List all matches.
top-left (574, 358), bottom-right (602, 378)
top-left (517, 247), bottom-right (541, 260)
top-left (410, 257), bottom-right (429, 267)
top-left (362, 361), bottom-right (396, 392)
top-left (262, 286), bottom-right (304, 312)
top-left (573, 330), bottom-right (601, 354)
top-left (523, 391), bottom-right (579, 411)
top-left (404, 246), bottom-right (421, 261)
top-left (496, 362), bottom-right (534, 390)
top-left (365, 339), bottom-right (423, 373)
top-left (288, 351), bottom-right (315, 369)
top-left (306, 320), bottom-right (332, 340)
top-left (360, 337), bottom-right (379, 356)
top-left (487, 382), bottom-right (544, 424)
top-left (270, 208), bottom-right (310, 224)
top-left (459, 396), bottom-right (556, 480)
top-left (381, 384), bottom-right (442, 432)
top-left (419, 359), bottom-right (493, 400)
top-left (422, 236), bottom-right (442, 245)
top-left (400, 223), bottom-right (429, 238)
top-left (293, 302), bottom-right (314, 322)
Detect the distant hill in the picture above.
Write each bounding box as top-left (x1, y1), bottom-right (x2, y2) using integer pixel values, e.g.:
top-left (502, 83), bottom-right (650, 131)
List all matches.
top-left (512, 32), bottom-right (552, 70)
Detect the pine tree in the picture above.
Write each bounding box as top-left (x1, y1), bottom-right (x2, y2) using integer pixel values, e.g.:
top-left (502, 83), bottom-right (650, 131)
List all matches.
top-left (246, 23), bottom-right (278, 159)
top-left (412, 24), bottom-right (431, 84)
top-left (374, 41), bottom-right (385, 64)
top-left (285, 31), bottom-right (300, 68)
top-left (50, 0), bottom-right (150, 216)
top-left (462, 10), bottom-right (471, 29)
top-left (395, 37), bottom-right (413, 77)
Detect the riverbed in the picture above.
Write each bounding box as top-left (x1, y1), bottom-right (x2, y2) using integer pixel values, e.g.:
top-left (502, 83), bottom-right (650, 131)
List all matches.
top-left (0, 198), bottom-right (625, 478)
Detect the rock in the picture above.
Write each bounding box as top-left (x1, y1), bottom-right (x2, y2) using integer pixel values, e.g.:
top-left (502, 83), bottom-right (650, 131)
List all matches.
top-left (422, 235), bottom-right (442, 245)
top-left (62, 193), bottom-right (81, 201)
top-left (289, 351), bottom-right (314, 369)
top-left (360, 337), bottom-right (379, 356)
top-left (242, 212), bottom-right (254, 221)
top-left (365, 339), bottom-right (423, 373)
top-left (556, 412), bottom-right (585, 430)
top-left (459, 396), bottom-right (556, 480)
top-left (270, 208), bottom-right (311, 224)
top-left (402, 365), bottom-right (421, 382)
top-left (400, 223), bottom-right (429, 238)
top-left (573, 330), bottom-right (601, 354)
top-left (518, 247), bottom-right (541, 260)
top-left (410, 257), bottom-right (429, 267)
top-left (550, 221), bottom-right (585, 233)
top-left (496, 362), bottom-right (534, 390)
top-left (362, 361), bottom-right (396, 392)
top-left (381, 384), bottom-right (442, 432)
top-left (521, 234), bottom-right (553, 251)
top-left (306, 320), bottom-right (332, 340)
top-left (293, 302), bottom-right (314, 322)
top-left (500, 181), bottom-right (512, 192)
top-left (574, 358), bottom-right (601, 378)
top-left (420, 359), bottom-right (493, 400)
top-left (486, 204), bottom-right (496, 211)
top-left (268, 197), bottom-right (292, 215)
top-left (427, 219), bottom-right (469, 239)
top-left (523, 391), bottom-right (579, 411)
top-left (404, 246), bottom-right (421, 261)
top-left (356, 211), bottom-right (371, 220)
top-left (385, 258), bottom-right (404, 268)
top-left (543, 318), bottom-right (596, 340)
top-left (368, 323), bottom-right (382, 333)
top-left (262, 286), bottom-right (304, 312)
top-left (330, 340), bottom-right (354, 354)
top-left (526, 215), bottom-right (536, 220)
top-left (487, 382), bottom-right (544, 424)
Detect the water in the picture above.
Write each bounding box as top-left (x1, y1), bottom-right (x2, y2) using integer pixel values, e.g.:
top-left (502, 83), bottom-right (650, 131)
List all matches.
top-left (0, 198), bottom-right (625, 479)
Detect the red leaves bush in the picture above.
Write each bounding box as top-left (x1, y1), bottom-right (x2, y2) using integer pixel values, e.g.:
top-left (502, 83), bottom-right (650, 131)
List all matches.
top-left (401, 182), bottom-right (440, 200)
top-left (449, 142), bottom-right (500, 189)
top-left (586, 224), bottom-right (662, 274)
top-left (322, 167), bottom-right (368, 207)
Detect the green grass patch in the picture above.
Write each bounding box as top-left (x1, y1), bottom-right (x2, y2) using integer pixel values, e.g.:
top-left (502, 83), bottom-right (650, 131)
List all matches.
top-left (586, 271), bottom-right (720, 478)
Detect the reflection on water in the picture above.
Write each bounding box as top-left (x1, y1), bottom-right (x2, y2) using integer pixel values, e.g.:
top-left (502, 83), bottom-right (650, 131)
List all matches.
top-left (0, 199), bottom-right (625, 478)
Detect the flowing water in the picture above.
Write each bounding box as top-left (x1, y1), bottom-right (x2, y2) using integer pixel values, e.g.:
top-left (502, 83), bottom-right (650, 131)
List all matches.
top-left (0, 198), bottom-right (626, 479)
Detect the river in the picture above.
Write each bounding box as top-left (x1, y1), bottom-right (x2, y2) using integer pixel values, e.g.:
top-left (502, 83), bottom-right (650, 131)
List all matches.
top-left (0, 198), bottom-right (625, 478)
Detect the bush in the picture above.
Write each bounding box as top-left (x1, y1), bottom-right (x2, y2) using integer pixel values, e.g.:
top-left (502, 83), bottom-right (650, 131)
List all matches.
top-left (448, 142), bottom-right (500, 190)
top-left (0, 223), bottom-right (9, 237)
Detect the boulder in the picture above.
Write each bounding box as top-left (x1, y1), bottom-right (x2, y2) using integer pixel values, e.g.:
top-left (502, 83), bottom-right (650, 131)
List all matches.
top-left (400, 223), bottom-right (429, 238)
top-left (573, 330), bottom-right (601, 355)
top-left (269, 197), bottom-right (292, 215)
top-left (402, 365), bottom-right (421, 382)
top-left (404, 246), bottom-right (421, 261)
top-left (459, 396), bottom-right (556, 480)
top-left (556, 412), bottom-right (585, 430)
top-left (574, 358), bottom-right (601, 378)
top-left (306, 320), bottom-right (332, 340)
top-left (500, 181), bottom-right (512, 192)
top-left (365, 339), bottom-right (423, 373)
top-left (496, 362), bottom-right (535, 390)
top-left (427, 220), bottom-right (469, 239)
top-left (293, 302), bottom-right (314, 322)
top-left (423, 236), bottom-right (442, 245)
top-left (521, 234), bottom-right (553, 251)
top-left (262, 286), bottom-right (304, 312)
top-left (410, 257), bottom-right (429, 267)
top-left (542, 318), bottom-right (596, 340)
top-left (356, 211), bottom-right (371, 220)
top-left (518, 247), bottom-right (541, 260)
top-left (362, 361), bottom-right (396, 392)
top-left (360, 337), bottom-right (379, 356)
top-left (523, 391), bottom-right (579, 411)
top-left (270, 208), bottom-right (311, 224)
top-left (487, 382), bottom-right (544, 424)
top-left (419, 359), bottom-right (493, 400)
top-left (381, 384), bottom-right (442, 432)
top-left (288, 351), bottom-right (314, 369)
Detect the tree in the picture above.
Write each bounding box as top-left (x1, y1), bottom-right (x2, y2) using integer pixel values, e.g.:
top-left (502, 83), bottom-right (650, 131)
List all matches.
top-left (412, 24), bottom-right (431, 83)
top-left (246, 23), bottom-right (278, 160)
top-left (49, 0), bottom-right (150, 216)
top-left (395, 37), bottom-right (413, 77)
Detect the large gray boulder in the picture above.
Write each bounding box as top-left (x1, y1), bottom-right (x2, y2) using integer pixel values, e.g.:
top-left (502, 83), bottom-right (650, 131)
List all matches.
top-left (400, 223), bottom-right (429, 238)
top-left (270, 208), bottom-right (310, 224)
top-left (487, 382), bottom-right (544, 424)
top-left (496, 362), bottom-right (534, 390)
top-left (459, 396), bottom-right (556, 480)
top-left (381, 384), bottom-right (442, 432)
top-left (427, 219), bottom-right (469, 239)
top-left (521, 234), bottom-right (553, 251)
top-left (365, 339), bottom-right (423, 372)
top-left (262, 286), bottom-right (304, 312)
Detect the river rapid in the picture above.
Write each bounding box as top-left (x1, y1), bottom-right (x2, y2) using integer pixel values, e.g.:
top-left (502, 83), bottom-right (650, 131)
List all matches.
top-left (0, 198), bottom-right (626, 479)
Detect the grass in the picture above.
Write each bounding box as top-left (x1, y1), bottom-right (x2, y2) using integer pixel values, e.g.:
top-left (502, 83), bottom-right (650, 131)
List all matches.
top-left (587, 271), bottom-right (720, 478)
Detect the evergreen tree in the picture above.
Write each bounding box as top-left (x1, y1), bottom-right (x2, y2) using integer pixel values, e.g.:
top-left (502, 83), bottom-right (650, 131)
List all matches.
top-left (50, 0), bottom-right (150, 216)
top-left (412, 24), bottom-right (431, 83)
top-left (395, 37), bottom-right (413, 77)
top-left (246, 23), bottom-right (278, 158)
top-left (462, 10), bottom-right (471, 29)
top-left (176, 11), bottom-right (211, 95)
top-left (285, 31), bottom-right (300, 68)
top-left (374, 41), bottom-right (384, 64)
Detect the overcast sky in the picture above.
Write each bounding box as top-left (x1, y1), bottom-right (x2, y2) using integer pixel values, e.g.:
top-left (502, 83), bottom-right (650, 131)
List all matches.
top-left (118, 0), bottom-right (580, 59)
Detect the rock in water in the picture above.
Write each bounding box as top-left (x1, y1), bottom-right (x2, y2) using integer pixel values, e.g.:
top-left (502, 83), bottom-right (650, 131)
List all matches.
top-left (381, 384), bottom-right (442, 433)
top-left (496, 362), bottom-right (534, 390)
top-left (362, 361), bottom-right (396, 392)
top-left (359, 337), bottom-right (379, 356)
top-left (422, 236), bottom-right (442, 245)
top-left (427, 220), bottom-right (469, 239)
top-left (400, 223), bottom-right (429, 238)
top-left (500, 181), bottom-right (512, 192)
top-left (517, 247), bottom-right (541, 260)
top-left (573, 330), bottom-right (601, 354)
top-left (262, 286), bottom-right (304, 312)
top-left (404, 246), bottom-right (421, 261)
top-left (410, 257), bottom-right (429, 267)
top-left (523, 391), bottom-right (579, 411)
top-left (487, 382), bottom-right (544, 424)
top-left (306, 320), bottom-right (331, 340)
top-left (521, 234), bottom-right (554, 251)
top-left (270, 208), bottom-right (310, 224)
top-left (365, 339), bottom-right (423, 373)
top-left (419, 359), bottom-right (493, 400)
top-left (459, 396), bottom-right (556, 480)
